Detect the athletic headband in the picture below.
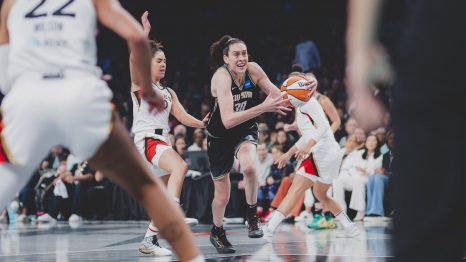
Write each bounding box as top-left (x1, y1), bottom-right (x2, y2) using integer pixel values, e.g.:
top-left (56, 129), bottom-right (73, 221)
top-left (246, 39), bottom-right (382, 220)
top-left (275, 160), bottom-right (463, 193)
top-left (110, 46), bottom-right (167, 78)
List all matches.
top-left (223, 38), bottom-right (242, 54)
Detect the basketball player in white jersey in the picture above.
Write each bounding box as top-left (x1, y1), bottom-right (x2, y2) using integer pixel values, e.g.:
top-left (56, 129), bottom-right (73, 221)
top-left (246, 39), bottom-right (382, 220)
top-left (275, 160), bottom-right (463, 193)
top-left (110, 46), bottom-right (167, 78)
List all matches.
top-left (130, 12), bottom-right (208, 257)
top-left (263, 85), bottom-right (360, 238)
top-left (0, 0), bottom-right (203, 261)
top-left (284, 72), bottom-right (341, 229)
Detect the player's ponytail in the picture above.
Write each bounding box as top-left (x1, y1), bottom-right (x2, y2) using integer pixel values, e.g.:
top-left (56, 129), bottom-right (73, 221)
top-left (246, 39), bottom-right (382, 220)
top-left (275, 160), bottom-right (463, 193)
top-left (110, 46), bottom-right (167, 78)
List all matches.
top-left (210, 35), bottom-right (244, 71)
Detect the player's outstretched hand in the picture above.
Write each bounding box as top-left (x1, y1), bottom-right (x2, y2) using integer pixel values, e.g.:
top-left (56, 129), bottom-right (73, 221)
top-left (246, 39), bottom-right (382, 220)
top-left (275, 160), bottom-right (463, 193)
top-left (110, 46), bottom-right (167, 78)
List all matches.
top-left (262, 92), bottom-right (292, 116)
top-left (140, 89), bottom-right (164, 113)
top-left (201, 112), bottom-right (211, 128)
top-left (141, 11), bottom-right (151, 37)
top-left (294, 148), bottom-right (309, 161)
top-left (275, 153), bottom-right (291, 169)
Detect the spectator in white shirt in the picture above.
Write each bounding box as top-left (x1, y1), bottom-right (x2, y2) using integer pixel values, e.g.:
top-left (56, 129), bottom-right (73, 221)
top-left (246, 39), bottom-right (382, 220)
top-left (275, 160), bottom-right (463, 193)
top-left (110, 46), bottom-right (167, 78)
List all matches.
top-left (187, 128), bottom-right (205, 151)
top-left (333, 134), bottom-right (383, 221)
top-left (256, 143), bottom-right (273, 187)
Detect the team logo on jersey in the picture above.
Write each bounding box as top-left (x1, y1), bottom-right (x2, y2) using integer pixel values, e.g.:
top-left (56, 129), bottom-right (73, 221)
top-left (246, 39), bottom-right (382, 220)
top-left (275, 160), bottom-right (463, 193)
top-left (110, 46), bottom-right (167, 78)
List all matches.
top-left (244, 80), bottom-right (252, 89)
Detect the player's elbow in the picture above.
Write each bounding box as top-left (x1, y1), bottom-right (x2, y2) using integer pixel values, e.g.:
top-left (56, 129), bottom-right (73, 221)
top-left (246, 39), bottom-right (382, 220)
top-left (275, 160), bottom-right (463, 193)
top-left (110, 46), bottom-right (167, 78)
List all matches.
top-left (222, 118), bottom-right (235, 129)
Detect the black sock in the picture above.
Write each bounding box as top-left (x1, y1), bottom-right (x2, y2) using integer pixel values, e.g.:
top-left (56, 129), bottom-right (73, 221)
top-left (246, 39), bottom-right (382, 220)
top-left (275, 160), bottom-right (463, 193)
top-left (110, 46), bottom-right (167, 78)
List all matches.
top-left (247, 203), bottom-right (258, 220)
top-left (324, 211), bottom-right (333, 219)
top-left (212, 225), bottom-right (224, 234)
top-left (314, 208), bottom-right (323, 216)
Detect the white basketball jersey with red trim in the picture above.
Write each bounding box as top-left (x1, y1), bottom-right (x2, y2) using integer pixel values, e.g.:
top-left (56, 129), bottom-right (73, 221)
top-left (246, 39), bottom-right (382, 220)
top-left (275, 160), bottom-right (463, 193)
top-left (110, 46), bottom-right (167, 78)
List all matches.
top-left (131, 84), bottom-right (172, 141)
top-left (7, 0), bottom-right (101, 86)
top-left (296, 97), bottom-right (335, 145)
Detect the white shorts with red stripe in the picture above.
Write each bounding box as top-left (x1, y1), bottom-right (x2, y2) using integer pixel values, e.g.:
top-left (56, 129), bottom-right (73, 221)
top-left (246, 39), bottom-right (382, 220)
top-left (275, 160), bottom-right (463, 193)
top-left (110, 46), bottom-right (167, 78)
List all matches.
top-left (296, 141), bottom-right (343, 184)
top-left (134, 133), bottom-right (171, 177)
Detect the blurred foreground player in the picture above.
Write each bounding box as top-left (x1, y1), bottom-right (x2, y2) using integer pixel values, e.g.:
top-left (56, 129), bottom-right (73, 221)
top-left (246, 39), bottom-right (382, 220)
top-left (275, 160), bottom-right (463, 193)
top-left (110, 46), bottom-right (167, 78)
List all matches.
top-left (0, 0), bottom-right (202, 261)
top-left (346, 0), bottom-right (466, 261)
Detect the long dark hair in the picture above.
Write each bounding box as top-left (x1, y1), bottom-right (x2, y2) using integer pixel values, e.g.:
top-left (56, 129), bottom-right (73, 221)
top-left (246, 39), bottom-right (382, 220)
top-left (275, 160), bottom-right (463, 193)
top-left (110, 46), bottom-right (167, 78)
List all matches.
top-left (209, 35), bottom-right (245, 71)
top-left (362, 134), bottom-right (382, 159)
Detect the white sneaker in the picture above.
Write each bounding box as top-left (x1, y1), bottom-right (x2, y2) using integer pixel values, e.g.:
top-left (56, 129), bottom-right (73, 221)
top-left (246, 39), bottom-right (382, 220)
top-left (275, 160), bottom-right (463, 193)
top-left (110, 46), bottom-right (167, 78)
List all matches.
top-left (336, 224), bottom-right (360, 238)
top-left (353, 211), bottom-right (365, 222)
top-left (295, 211), bottom-right (309, 222)
top-left (138, 235), bottom-right (172, 257)
top-left (68, 214), bottom-right (83, 223)
top-left (184, 217), bottom-right (198, 226)
top-left (16, 214), bottom-right (28, 223)
top-left (262, 224), bottom-right (273, 241)
top-left (38, 213), bottom-right (57, 223)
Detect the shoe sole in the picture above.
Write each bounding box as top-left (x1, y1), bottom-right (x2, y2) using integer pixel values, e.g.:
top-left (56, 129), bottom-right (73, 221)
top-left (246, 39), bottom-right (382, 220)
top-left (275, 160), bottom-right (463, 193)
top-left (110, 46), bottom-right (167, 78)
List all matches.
top-left (138, 247), bottom-right (172, 256)
top-left (209, 237), bottom-right (236, 254)
top-left (248, 232), bottom-right (264, 238)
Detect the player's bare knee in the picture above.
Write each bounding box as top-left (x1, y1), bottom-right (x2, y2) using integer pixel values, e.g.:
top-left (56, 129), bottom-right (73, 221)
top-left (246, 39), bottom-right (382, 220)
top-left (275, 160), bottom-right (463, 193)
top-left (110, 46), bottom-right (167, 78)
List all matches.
top-left (241, 163), bottom-right (256, 178)
top-left (177, 161), bottom-right (188, 175)
top-left (214, 190), bottom-right (230, 206)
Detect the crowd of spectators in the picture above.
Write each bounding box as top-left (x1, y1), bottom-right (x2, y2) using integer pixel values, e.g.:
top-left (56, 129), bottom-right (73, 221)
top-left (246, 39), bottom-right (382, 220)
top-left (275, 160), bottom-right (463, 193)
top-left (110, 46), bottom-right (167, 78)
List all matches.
top-left (0, 0), bottom-right (404, 225)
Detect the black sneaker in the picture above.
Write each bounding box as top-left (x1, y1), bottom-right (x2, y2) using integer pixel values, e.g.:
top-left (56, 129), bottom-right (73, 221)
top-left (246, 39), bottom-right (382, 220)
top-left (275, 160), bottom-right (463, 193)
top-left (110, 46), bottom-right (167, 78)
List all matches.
top-left (210, 226), bottom-right (235, 254)
top-left (247, 215), bottom-right (263, 238)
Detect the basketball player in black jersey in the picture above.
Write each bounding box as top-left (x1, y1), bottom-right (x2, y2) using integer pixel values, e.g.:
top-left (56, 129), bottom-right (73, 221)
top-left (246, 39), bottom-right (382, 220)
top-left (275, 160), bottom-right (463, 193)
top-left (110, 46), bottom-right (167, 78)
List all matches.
top-left (206, 35), bottom-right (316, 253)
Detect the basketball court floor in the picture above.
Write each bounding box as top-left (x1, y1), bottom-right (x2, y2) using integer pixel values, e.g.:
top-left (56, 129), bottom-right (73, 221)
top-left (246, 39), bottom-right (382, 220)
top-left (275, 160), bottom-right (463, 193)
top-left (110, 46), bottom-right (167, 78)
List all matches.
top-left (0, 221), bottom-right (393, 261)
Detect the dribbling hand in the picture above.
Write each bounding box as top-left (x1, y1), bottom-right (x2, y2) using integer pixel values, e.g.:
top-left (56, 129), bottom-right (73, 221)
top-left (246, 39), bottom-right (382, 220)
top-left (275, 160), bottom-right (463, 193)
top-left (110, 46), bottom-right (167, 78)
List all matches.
top-left (304, 77), bottom-right (318, 91)
top-left (262, 92), bottom-right (292, 116)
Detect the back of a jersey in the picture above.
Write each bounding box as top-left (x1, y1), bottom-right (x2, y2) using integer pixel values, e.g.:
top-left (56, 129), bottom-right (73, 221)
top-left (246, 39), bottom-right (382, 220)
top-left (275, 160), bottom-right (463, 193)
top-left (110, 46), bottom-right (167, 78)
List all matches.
top-left (7, 0), bottom-right (100, 83)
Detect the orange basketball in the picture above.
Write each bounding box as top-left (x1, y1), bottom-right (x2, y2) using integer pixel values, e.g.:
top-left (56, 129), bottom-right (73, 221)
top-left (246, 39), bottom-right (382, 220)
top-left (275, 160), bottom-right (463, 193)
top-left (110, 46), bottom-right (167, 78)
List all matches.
top-left (280, 76), bottom-right (312, 107)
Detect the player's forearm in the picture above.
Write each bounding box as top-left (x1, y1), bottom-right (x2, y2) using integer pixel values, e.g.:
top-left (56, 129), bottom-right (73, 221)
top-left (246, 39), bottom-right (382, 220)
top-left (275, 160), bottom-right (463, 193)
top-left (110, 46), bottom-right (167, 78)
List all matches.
top-left (330, 121), bottom-right (341, 134)
top-left (347, 0), bottom-right (382, 54)
top-left (128, 38), bottom-right (152, 93)
top-left (129, 53), bottom-right (141, 88)
top-left (177, 114), bottom-right (204, 128)
top-left (286, 146), bottom-right (299, 157)
top-left (222, 104), bottom-right (265, 129)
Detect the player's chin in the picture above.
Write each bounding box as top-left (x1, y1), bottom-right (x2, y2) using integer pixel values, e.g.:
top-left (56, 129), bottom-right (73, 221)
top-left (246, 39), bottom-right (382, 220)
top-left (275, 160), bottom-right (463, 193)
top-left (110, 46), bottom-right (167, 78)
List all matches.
top-left (235, 66), bottom-right (247, 73)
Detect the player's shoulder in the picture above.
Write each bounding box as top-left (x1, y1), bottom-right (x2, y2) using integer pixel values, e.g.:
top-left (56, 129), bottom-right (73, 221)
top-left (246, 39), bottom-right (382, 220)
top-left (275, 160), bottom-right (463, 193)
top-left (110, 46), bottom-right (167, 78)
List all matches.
top-left (166, 87), bottom-right (177, 97)
top-left (246, 62), bottom-right (262, 73)
top-left (212, 66), bottom-right (232, 84)
top-left (213, 66), bottom-right (229, 77)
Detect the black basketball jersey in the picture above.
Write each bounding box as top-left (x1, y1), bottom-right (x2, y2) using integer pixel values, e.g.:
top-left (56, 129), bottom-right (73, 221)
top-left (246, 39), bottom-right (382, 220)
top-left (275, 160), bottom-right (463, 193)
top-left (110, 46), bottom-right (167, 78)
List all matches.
top-left (207, 65), bottom-right (260, 138)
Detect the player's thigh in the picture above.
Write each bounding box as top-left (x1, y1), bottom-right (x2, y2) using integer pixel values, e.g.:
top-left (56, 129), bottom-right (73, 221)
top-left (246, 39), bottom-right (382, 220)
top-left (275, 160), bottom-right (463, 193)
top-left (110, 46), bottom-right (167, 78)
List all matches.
top-left (1, 78), bottom-right (62, 166)
top-left (64, 75), bottom-right (113, 162)
top-left (157, 147), bottom-right (186, 173)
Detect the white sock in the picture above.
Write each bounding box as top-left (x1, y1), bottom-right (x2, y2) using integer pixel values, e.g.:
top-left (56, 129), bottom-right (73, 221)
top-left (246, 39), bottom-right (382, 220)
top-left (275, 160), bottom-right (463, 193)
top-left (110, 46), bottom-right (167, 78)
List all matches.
top-left (268, 210), bottom-right (285, 232)
top-left (145, 222), bottom-right (159, 238)
top-left (335, 211), bottom-right (354, 228)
